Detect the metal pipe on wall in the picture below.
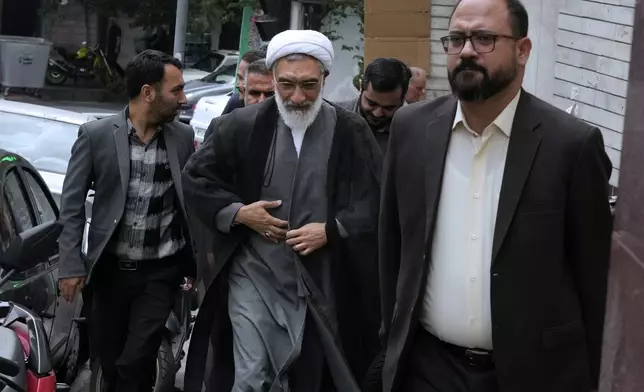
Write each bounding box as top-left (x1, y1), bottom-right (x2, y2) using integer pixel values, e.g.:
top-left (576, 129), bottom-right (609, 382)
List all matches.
top-left (290, 1), bottom-right (303, 30)
top-left (172, 0), bottom-right (189, 63)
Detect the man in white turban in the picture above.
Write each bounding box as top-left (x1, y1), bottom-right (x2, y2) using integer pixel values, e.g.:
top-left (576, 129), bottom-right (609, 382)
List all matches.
top-left (183, 30), bottom-right (383, 392)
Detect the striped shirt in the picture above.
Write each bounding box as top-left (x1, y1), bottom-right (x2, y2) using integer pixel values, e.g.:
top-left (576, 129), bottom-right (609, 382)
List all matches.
top-left (109, 120), bottom-right (185, 260)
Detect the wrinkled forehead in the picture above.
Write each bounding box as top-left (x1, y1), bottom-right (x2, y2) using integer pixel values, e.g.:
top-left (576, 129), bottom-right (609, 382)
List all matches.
top-left (450, 0), bottom-right (511, 34)
top-left (274, 56), bottom-right (323, 80)
top-left (247, 73), bottom-right (273, 88)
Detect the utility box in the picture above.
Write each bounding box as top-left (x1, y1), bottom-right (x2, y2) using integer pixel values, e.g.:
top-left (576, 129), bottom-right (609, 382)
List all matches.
top-left (363, 0), bottom-right (430, 72)
top-left (0, 36), bottom-right (52, 89)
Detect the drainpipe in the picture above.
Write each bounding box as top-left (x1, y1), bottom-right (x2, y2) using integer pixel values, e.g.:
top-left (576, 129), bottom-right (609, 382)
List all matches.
top-left (290, 1), bottom-right (303, 30)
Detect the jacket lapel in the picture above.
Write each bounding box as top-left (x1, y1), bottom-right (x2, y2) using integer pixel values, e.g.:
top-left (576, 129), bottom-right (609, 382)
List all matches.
top-left (112, 110), bottom-right (130, 196)
top-left (424, 97), bottom-right (458, 246)
top-left (163, 125), bottom-right (186, 209)
top-left (491, 92), bottom-right (542, 263)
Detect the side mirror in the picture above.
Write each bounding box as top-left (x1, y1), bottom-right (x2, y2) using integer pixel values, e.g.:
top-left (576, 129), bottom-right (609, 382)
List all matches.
top-left (0, 221), bottom-right (61, 272)
top-left (0, 327), bottom-right (22, 377)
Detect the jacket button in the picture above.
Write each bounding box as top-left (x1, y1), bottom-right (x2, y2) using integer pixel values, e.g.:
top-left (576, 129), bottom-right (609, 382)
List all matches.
top-left (492, 273), bottom-right (499, 278)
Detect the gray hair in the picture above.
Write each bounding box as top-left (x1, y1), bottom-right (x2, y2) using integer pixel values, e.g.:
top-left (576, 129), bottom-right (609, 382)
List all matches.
top-left (270, 53), bottom-right (326, 75)
top-left (244, 59), bottom-right (271, 89)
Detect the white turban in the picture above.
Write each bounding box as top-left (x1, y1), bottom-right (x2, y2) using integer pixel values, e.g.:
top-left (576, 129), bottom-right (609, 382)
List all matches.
top-left (266, 29), bottom-right (334, 72)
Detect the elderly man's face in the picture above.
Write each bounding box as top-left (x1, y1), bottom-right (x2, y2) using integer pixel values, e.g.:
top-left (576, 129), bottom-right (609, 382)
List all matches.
top-left (236, 60), bottom-right (250, 93)
top-left (405, 77), bottom-right (426, 103)
top-left (445, 0), bottom-right (531, 101)
top-left (273, 56), bottom-right (324, 108)
top-left (244, 72), bottom-right (274, 106)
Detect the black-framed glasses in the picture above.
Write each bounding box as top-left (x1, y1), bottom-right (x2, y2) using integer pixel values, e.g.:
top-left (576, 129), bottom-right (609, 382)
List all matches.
top-left (440, 33), bottom-right (519, 55)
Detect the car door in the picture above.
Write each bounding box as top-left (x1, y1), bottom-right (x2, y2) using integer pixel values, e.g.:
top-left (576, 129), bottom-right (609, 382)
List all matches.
top-left (20, 167), bottom-right (83, 368)
top-left (0, 166), bottom-right (58, 331)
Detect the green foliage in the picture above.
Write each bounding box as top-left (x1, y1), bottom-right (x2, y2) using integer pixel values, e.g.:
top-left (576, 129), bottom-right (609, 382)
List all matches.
top-left (189, 0), bottom-right (256, 35)
top-left (83, 0), bottom-right (256, 33)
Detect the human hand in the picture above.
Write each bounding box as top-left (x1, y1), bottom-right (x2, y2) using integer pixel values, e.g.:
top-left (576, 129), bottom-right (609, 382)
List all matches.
top-left (181, 277), bottom-right (194, 291)
top-left (59, 277), bottom-right (86, 303)
top-left (285, 222), bottom-right (327, 256)
top-left (235, 200), bottom-right (289, 242)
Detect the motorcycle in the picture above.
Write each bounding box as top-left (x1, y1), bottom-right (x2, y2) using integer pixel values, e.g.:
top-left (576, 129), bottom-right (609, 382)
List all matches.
top-left (0, 220), bottom-right (64, 392)
top-left (46, 42), bottom-right (118, 87)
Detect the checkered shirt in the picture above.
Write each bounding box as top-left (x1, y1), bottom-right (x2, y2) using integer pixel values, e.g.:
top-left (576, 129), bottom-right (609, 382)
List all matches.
top-left (109, 120), bottom-right (186, 260)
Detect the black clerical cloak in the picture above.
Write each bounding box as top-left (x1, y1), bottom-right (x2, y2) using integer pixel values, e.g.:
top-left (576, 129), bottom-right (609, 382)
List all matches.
top-left (182, 97), bottom-right (383, 392)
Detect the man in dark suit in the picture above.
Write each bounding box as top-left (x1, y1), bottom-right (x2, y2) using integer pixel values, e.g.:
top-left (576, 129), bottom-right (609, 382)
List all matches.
top-left (378, 0), bottom-right (613, 391)
top-left (220, 49), bottom-right (267, 116)
top-left (58, 50), bottom-right (197, 392)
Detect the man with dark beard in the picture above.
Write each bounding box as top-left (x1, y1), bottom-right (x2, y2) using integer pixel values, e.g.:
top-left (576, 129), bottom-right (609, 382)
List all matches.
top-left (182, 29), bottom-right (382, 392)
top-left (338, 58), bottom-right (410, 155)
top-left (58, 50), bottom-right (197, 392)
top-left (377, 0), bottom-right (613, 391)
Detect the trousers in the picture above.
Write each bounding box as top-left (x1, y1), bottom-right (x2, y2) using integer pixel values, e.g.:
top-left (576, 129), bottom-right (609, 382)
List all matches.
top-left (92, 252), bottom-right (182, 392)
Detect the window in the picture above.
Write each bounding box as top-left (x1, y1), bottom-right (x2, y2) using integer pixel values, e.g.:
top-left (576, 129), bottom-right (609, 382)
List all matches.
top-left (192, 52), bottom-right (225, 73)
top-left (4, 170), bottom-right (34, 232)
top-left (24, 170), bottom-right (57, 223)
top-left (0, 195), bottom-right (17, 251)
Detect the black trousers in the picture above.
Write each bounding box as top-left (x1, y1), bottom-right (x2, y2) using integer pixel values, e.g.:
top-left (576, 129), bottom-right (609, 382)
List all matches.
top-left (400, 327), bottom-right (500, 392)
top-left (92, 252), bottom-right (182, 392)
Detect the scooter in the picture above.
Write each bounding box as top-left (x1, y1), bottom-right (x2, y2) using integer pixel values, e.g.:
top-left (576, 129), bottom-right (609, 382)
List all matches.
top-left (0, 221), bottom-right (63, 392)
top-left (45, 42), bottom-right (117, 87)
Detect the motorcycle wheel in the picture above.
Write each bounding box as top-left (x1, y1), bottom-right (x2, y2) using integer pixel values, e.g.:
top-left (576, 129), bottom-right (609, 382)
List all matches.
top-left (89, 339), bottom-right (176, 392)
top-left (45, 69), bottom-right (67, 85)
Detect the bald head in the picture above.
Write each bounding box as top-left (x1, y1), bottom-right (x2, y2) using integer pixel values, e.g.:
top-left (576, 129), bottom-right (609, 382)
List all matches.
top-left (405, 67), bottom-right (427, 103)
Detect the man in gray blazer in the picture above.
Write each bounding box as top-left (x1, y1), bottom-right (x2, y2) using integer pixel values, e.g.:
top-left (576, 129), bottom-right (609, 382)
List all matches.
top-left (57, 50), bottom-right (197, 392)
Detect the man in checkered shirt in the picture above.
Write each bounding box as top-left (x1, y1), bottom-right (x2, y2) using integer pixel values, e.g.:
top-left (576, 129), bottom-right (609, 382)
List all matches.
top-left (58, 50), bottom-right (197, 392)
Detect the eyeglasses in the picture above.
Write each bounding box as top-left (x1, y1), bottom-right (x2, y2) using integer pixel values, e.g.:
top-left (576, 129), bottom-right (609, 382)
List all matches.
top-left (247, 90), bottom-right (275, 98)
top-left (440, 33), bottom-right (519, 55)
top-left (274, 79), bottom-right (321, 94)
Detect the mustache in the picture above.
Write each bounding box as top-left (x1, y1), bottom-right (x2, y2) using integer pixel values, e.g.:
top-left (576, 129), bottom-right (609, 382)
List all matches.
top-left (453, 59), bottom-right (488, 76)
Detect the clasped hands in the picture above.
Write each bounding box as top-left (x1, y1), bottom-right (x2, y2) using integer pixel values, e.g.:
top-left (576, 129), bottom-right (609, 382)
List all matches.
top-left (234, 200), bottom-right (327, 256)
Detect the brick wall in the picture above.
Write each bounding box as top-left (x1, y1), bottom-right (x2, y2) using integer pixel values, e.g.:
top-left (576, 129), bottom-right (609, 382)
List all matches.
top-left (427, 0), bottom-right (456, 99)
top-left (550, 0), bottom-right (634, 186)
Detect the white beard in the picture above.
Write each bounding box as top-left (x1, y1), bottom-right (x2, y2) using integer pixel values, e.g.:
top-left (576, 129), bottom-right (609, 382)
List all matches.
top-left (275, 89), bottom-right (324, 130)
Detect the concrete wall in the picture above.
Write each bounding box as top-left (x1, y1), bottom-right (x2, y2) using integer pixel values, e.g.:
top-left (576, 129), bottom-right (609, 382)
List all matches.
top-left (427, 0), bottom-right (454, 99)
top-left (321, 11), bottom-right (362, 102)
top-left (549, 0), bottom-right (634, 186)
top-left (44, 0), bottom-right (98, 49)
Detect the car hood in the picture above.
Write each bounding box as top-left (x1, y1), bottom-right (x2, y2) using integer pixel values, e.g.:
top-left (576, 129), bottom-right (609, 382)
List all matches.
top-left (183, 69), bottom-right (210, 82)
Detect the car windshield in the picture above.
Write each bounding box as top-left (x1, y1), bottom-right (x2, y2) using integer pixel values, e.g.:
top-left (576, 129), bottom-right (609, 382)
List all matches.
top-left (201, 64), bottom-right (236, 84)
top-left (0, 112), bottom-right (79, 175)
top-left (192, 52), bottom-right (226, 73)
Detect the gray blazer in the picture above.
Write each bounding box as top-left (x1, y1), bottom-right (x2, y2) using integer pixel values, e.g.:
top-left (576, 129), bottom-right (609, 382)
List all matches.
top-left (58, 109), bottom-right (196, 281)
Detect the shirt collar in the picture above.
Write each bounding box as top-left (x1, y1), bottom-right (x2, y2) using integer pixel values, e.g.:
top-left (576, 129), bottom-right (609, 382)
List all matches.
top-left (452, 89), bottom-right (521, 137)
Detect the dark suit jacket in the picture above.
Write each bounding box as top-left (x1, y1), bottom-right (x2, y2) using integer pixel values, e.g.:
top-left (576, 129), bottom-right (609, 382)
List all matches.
top-left (379, 91), bottom-right (613, 392)
top-left (58, 109), bottom-right (197, 281)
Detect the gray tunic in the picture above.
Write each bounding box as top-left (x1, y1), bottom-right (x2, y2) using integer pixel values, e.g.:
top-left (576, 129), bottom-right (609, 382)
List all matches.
top-left (220, 103), bottom-right (359, 392)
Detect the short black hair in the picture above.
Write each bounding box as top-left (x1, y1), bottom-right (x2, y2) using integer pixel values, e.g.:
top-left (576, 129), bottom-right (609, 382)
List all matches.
top-left (241, 49), bottom-right (267, 64)
top-left (361, 58), bottom-right (411, 98)
top-left (452, 0), bottom-right (529, 38)
top-left (124, 50), bottom-right (182, 100)
top-left (246, 59), bottom-right (270, 78)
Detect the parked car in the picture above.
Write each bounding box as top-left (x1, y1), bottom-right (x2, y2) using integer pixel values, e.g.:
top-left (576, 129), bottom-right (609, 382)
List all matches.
top-left (189, 92), bottom-right (233, 148)
top-left (179, 63), bottom-right (236, 124)
top-left (182, 49), bottom-right (239, 82)
top-left (0, 100), bottom-right (96, 206)
top-left (0, 149), bottom-right (88, 388)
